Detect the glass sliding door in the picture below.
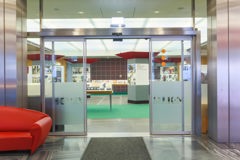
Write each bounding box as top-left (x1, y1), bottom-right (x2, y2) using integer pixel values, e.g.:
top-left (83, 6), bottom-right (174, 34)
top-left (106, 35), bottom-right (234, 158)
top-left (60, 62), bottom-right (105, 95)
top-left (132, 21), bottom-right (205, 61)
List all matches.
top-left (42, 38), bottom-right (87, 135)
top-left (150, 37), bottom-right (192, 134)
top-left (35, 27), bottom-right (200, 135)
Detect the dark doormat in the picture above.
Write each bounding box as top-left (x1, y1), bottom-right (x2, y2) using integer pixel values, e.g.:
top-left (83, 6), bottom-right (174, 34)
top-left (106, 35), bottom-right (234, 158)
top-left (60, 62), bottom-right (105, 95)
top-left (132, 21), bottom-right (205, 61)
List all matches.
top-left (81, 137), bottom-right (151, 160)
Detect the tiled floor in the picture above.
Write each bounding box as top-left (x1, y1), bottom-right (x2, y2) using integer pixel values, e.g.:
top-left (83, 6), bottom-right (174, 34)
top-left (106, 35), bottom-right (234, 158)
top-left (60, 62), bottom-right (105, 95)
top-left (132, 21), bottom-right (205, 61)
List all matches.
top-left (1, 135), bottom-right (240, 160)
top-left (1, 95), bottom-right (240, 159)
top-left (88, 118), bottom-right (149, 132)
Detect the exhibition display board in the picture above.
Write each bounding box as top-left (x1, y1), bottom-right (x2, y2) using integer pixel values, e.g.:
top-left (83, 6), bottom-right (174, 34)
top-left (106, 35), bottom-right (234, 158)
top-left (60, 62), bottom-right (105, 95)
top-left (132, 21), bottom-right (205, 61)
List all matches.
top-left (127, 58), bottom-right (149, 103)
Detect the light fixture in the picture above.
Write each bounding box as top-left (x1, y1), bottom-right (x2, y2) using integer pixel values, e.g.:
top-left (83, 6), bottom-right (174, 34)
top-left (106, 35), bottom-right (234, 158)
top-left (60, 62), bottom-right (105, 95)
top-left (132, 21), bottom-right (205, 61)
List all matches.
top-left (161, 49), bottom-right (166, 66)
top-left (78, 11), bottom-right (85, 14)
top-left (110, 17), bottom-right (126, 28)
top-left (178, 7), bottom-right (184, 10)
top-left (161, 49), bottom-right (166, 53)
top-left (154, 10), bottom-right (159, 14)
top-left (161, 62), bottom-right (166, 66)
top-left (161, 56), bottom-right (166, 60)
top-left (54, 8), bottom-right (60, 11)
top-left (116, 11), bottom-right (122, 14)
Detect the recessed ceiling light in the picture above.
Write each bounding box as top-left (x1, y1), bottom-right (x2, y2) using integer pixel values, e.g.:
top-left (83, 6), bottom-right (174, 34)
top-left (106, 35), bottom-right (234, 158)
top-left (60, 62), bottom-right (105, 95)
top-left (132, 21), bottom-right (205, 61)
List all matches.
top-left (178, 7), bottom-right (184, 10)
top-left (116, 11), bottom-right (122, 14)
top-left (111, 17), bottom-right (126, 28)
top-left (78, 11), bottom-right (85, 14)
top-left (54, 8), bottom-right (60, 11)
top-left (154, 10), bottom-right (159, 14)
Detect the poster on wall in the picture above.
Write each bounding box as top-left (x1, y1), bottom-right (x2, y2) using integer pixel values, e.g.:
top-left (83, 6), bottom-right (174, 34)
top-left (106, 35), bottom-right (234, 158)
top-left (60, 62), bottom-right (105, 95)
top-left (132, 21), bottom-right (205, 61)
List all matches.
top-left (201, 65), bottom-right (208, 83)
top-left (45, 66), bottom-right (52, 83)
top-left (32, 65), bottom-right (40, 74)
top-left (30, 65), bottom-right (64, 83)
top-left (53, 66), bottom-right (64, 82)
top-left (32, 65), bottom-right (40, 83)
top-left (72, 67), bottom-right (82, 74)
top-left (183, 65), bottom-right (191, 81)
top-left (72, 67), bottom-right (82, 82)
top-left (136, 64), bottom-right (149, 85)
top-left (160, 66), bottom-right (178, 81)
top-left (127, 64), bottom-right (136, 85)
top-left (72, 67), bottom-right (91, 82)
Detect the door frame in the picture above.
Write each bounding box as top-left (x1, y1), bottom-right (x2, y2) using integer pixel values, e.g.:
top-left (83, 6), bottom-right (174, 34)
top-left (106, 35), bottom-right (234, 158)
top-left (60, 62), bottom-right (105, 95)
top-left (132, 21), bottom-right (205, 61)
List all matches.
top-left (41, 38), bottom-right (87, 135)
top-left (150, 37), bottom-right (195, 135)
top-left (34, 27), bottom-right (201, 136)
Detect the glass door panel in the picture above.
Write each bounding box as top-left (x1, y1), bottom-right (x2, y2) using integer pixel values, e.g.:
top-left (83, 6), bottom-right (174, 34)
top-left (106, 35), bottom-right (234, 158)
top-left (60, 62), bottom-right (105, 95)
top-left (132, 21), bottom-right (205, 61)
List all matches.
top-left (43, 39), bottom-right (86, 135)
top-left (27, 38), bottom-right (42, 112)
top-left (182, 41), bottom-right (192, 132)
top-left (150, 38), bottom-right (192, 134)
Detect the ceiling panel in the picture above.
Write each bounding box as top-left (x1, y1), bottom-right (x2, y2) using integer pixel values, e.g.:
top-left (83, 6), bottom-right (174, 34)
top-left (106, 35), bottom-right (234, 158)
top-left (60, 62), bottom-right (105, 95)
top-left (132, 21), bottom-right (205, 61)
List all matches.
top-left (27, 0), bottom-right (207, 57)
top-left (87, 40), bottom-right (108, 52)
top-left (133, 0), bottom-right (192, 18)
top-left (27, 0), bottom-right (206, 19)
top-left (133, 39), bottom-right (149, 51)
top-left (54, 42), bottom-right (83, 56)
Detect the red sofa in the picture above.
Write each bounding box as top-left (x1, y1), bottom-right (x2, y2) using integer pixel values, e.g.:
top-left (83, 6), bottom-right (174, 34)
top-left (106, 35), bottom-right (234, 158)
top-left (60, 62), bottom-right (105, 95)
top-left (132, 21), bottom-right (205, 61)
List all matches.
top-left (0, 106), bottom-right (52, 154)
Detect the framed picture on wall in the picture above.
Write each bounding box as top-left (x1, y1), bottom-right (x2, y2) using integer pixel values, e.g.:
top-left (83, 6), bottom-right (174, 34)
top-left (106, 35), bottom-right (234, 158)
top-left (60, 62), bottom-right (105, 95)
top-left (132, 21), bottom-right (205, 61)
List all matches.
top-left (160, 66), bottom-right (178, 81)
top-left (32, 65), bottom-right (40, 75)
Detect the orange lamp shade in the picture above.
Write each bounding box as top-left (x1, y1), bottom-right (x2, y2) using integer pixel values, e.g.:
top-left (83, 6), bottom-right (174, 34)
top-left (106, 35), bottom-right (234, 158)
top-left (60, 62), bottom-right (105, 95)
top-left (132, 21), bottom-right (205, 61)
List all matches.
top-left (161, 56), bottom-right (166, 60)
top-left (161, 62), bottom-right (166, 66)
top-left (161, 49), bottom-right (166, 54)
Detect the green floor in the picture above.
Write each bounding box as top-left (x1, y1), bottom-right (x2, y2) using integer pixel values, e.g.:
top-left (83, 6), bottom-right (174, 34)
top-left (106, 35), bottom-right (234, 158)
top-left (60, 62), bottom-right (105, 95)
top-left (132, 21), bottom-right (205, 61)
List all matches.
top-left (87, 104), bottom-right (149, 119)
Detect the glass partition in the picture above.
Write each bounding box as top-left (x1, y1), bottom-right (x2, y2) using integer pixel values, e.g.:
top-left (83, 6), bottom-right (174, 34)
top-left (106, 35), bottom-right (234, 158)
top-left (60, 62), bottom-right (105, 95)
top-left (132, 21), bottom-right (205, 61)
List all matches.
top-left (27, 38), bottom-right (41, 111)
top-left (150, 37), bottom-right (192, 134)
top-left (43, 39), bottom-right (87, 135)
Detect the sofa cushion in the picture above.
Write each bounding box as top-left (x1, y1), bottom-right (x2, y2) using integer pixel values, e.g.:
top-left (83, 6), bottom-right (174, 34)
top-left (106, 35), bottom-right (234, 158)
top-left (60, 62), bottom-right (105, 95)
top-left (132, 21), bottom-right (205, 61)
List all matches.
top-left (0, 132), bottom-right (32, 151)
top-left (0, 106), bottom-right (47, 131)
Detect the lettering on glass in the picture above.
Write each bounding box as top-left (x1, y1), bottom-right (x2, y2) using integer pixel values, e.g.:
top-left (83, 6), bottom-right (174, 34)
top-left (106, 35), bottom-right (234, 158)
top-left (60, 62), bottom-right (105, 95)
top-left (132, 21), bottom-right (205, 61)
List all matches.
top-left (55, 97), bottom-right (82, 106)
top-left (153, 96), bottom-right (182, 104)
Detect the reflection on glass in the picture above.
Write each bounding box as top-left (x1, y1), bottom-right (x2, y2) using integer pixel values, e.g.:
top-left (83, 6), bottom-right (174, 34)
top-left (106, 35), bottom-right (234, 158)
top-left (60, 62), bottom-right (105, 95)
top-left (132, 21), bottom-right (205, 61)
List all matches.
top-left (33, 41), bottom-right (86, 134)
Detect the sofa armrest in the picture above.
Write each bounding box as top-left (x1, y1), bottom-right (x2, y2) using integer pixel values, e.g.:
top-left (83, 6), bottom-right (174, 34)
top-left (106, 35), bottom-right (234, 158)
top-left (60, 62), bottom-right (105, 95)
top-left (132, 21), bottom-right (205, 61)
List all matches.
top-left (30, 116), bottom-right (52, 154)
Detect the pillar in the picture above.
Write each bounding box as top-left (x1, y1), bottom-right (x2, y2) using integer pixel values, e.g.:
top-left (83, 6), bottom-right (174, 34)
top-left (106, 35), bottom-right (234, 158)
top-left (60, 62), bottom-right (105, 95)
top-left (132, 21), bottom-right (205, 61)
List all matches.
top-left (0, 0), bottom-right (27, 107)
top-left (208, 0), bottom-right (240, 142)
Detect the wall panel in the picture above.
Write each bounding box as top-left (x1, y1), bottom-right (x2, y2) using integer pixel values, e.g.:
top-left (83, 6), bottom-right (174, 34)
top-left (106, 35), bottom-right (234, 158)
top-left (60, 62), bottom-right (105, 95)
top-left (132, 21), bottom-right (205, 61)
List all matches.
top-left (16, 0), bottom-right (27, 107)
top-left (229, 0), bottom-right (240, 142)
top-left (5, 0), bottom-right (17, 106)
top-left (207, 0), bottom-right (229, 142)
top-left (0, 0), bottom-right (4, 105)
top-left (216, 0), bottom-right (229, 142)
top-left (207, 0), bottom-right (218, 141)
top-left (208, 0), bottom-right (240, 142)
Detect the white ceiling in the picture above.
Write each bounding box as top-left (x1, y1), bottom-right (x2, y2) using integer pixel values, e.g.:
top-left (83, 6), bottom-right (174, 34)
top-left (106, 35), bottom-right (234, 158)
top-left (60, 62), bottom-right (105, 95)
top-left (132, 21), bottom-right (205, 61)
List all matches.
top-left (27, 0), bottom-right (206, 19)
top-left (27, 0), bottom-right (207, 58)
